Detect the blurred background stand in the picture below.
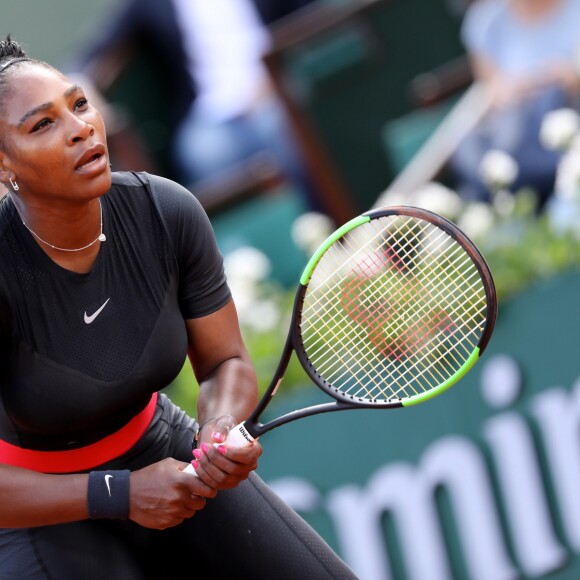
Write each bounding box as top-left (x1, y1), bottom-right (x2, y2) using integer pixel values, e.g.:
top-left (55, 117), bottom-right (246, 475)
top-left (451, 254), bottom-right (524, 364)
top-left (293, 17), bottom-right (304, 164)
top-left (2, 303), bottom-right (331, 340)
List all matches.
top-left (375, 81), bottom-right (491, 205)
top-left (261, 0), bottom-right (471, 219)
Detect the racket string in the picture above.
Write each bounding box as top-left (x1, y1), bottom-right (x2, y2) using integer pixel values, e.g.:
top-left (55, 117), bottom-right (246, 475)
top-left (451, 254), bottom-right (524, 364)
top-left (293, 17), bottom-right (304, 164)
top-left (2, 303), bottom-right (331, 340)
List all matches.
top-left (300, 215), bottom-right (488, 402)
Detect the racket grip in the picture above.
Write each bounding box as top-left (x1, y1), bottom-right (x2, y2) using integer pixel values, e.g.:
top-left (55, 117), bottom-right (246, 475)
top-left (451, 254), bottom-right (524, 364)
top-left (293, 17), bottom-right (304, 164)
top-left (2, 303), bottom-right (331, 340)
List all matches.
top-left (223, 422), bottom-right (256, 447)
top-left (182, 422), bottom-right (255, 476)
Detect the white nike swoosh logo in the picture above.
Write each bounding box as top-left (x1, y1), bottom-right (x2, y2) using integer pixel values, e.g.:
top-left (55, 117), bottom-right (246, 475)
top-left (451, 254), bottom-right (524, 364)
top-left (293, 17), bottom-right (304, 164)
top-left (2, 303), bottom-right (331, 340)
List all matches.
top-left (84, 298), bottom-right (110, 324)
top-left (104, 474), bottom-right (113, 497)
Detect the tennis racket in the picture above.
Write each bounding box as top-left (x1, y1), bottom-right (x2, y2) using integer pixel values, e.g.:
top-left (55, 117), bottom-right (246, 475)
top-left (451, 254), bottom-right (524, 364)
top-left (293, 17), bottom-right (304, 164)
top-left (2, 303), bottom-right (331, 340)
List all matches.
top-left (184, 205), bottom-right (496, 473)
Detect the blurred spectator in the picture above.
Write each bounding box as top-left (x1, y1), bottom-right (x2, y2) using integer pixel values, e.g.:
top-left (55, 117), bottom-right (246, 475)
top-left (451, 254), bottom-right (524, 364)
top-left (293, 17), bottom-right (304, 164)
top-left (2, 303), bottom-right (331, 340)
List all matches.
top-left (448, 0), bottom-right (580, 208)
top-left (79, 0), bottom-right (321, 208)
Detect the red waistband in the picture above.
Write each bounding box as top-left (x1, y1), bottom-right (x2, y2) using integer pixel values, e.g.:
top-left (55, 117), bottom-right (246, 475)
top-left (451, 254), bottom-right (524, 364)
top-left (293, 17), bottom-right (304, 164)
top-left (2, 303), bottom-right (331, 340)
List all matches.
top-left (0, 392), bottom-right (158, 474)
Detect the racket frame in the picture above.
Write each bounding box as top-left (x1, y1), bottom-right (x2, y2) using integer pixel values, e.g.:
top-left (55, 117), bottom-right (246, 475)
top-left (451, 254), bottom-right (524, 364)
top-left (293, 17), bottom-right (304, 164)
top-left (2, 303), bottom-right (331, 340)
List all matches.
top-left (242, 205), bottom-right (497, 439)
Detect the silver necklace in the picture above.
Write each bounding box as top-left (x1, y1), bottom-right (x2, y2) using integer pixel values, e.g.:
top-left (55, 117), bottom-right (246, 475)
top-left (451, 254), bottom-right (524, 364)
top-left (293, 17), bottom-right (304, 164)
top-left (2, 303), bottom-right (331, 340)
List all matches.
top-left (20, 200), bottom-right (107, 252)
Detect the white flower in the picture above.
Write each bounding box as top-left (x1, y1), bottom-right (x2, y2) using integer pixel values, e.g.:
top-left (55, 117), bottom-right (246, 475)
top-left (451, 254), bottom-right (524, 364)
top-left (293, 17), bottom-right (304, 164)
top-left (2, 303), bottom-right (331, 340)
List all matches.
top-left (240, 299), bottom-right (281, 332)
top-left (457, 202), bottom-right (495, 242)
top-left (554, 149), bottom-right (580, 202)
top-left (492, 189), bottom-right (516, 217)
top-left (539, 108), bottom-right (580, 151)
top-left (291, 212), bottom-right (334, 255)
top-left (479, 150), bottom-right (519, 191)
top-left (411, 182), bottom-right (463, 220)
top-left (227, 277), bottom-right (259, 314)
top-left (224, 246), bottom-right (271, 284)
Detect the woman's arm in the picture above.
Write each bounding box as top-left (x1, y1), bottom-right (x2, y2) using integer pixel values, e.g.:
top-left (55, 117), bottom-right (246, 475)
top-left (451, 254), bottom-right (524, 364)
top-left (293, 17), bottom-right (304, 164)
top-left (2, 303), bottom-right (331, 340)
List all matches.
top-left (187, 300), bottom-right (258, 426)
top-left (0, 466), bottom-right (88, 528)
top-left (186, 299), bottom-right (263, 488)
top-left (0, 459), bottom-right (216, 530)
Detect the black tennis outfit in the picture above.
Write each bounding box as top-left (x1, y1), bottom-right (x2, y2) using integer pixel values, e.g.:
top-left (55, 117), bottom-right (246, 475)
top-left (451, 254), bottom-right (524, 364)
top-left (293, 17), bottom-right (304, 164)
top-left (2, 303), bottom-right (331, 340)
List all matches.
top-left (0, 172), bottom-right (356, 579)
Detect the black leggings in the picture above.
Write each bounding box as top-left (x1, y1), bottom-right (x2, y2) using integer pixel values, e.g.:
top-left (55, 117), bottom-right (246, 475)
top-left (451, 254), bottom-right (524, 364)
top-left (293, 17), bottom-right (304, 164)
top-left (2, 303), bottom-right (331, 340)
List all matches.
top-left (0, 396), bottom-right (357, 579)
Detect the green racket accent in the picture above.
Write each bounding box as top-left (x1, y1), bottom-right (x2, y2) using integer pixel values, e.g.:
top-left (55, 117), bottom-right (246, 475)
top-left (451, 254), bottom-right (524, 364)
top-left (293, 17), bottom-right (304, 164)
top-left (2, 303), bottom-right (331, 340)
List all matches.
top-left (300, 215), bottom-right (370, 285)
top-left (401, 347), bottom-right (480, 407)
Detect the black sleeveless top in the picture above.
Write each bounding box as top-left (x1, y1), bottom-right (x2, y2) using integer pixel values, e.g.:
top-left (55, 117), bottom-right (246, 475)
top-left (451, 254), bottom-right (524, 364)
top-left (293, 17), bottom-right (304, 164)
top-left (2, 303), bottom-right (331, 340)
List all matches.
top-left (0, 172), bottom-right (230, 450)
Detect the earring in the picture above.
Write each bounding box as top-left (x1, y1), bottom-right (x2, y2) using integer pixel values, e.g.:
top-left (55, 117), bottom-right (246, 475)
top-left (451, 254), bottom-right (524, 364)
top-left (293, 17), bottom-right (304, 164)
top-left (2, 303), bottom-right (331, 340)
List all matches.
top-left (9, 177), bottom-right (18, 191)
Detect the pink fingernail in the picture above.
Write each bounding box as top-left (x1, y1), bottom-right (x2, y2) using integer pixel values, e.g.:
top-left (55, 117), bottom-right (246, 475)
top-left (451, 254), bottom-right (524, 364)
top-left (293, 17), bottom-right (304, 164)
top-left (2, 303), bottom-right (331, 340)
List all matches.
top-left (192, 449), bottom-right (202, 459)
top-left (201, 443), bottom-right (210, 454)
top-left (191, 460), bottom-right (200, 470)
top-left (212, 432), bottom-right (225, 443)
top-left (216, 445), bottom-right (227, 455)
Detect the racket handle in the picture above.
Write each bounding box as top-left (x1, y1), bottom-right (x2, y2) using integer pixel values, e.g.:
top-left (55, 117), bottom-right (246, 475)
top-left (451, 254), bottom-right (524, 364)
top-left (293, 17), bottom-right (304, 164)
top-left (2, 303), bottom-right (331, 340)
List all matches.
top-left (223, 421), bottom-right (256, 447)
top-left (182, 422), bottom-right (256, 476)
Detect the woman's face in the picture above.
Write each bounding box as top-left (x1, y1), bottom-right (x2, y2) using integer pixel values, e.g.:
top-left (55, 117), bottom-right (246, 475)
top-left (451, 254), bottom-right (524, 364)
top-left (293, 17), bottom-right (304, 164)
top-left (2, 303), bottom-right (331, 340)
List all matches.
top-left (0, 63), bottom-right (111, 204)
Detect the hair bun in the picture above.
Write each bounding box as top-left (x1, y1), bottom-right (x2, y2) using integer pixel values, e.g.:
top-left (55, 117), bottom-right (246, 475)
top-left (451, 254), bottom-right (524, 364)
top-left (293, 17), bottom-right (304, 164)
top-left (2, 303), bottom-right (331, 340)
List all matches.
top-left (0, 35), bottom-right (27, 61)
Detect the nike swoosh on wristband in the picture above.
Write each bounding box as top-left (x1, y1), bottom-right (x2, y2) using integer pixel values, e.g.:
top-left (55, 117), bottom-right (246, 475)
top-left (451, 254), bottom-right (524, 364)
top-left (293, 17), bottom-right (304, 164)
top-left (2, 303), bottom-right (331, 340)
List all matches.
top-left (84, 298), bottom-right (110, 324)
top-left (104, 474), bottom-right (113, 497)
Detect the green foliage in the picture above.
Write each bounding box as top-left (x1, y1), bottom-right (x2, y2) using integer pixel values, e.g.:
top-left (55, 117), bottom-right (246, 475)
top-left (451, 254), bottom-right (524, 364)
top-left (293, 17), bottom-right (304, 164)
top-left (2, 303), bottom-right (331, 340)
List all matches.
top-left (477, 190), bottom-right (580, 302)
top-left (483, 217), bottom-right (580, 300)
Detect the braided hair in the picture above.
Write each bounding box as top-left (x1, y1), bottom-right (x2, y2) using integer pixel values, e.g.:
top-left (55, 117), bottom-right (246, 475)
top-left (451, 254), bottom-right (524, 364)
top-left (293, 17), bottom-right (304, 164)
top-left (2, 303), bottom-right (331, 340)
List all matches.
top-left (0, 35), bottom-right (60, 105)
top-left (0, 34), bottom-right (27, 60)
top-left (0, 35), bottom-right (57, 144)
top-left (0, 34), bottom-right (30, 77)
top-left (0, 36), bottom-right (29, 126)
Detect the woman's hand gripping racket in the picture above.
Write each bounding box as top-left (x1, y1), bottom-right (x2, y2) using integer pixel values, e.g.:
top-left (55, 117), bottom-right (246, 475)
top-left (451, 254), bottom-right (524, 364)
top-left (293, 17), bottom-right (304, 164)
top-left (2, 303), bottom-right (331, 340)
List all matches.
top-left (184, 205), bottom-right (497, 474)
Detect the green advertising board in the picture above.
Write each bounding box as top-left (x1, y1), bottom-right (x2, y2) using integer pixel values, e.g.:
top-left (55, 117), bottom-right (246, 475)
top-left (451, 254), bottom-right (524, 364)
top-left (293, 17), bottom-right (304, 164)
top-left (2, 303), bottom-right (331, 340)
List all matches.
top-left (255, 268), bottom-right (580, 579)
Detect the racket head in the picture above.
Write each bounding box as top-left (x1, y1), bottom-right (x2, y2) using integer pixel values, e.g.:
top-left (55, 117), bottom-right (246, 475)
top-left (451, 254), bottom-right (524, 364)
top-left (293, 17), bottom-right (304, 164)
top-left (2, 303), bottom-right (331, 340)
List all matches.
top-left (293, 205), bottom-right (497, 409)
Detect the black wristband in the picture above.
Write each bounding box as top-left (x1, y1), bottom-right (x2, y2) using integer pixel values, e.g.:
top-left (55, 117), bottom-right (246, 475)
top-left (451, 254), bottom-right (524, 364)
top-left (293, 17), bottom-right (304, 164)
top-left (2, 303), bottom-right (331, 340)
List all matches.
top-left (87, 470), bottom-right (131, 520)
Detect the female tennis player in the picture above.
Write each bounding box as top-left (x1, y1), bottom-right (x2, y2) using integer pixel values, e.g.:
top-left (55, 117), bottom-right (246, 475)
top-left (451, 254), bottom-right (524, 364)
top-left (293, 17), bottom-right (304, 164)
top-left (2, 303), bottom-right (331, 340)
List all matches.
top-left (0, 36), bottom-right (356, 578)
